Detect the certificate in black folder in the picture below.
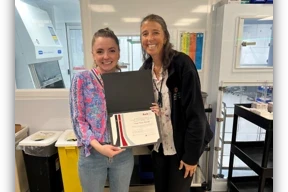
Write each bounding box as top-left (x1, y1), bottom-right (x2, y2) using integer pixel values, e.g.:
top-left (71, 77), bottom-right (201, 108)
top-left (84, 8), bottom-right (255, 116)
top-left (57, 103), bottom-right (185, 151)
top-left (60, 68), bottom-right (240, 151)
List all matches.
top-left (102, 70), bottom-right (160, 148)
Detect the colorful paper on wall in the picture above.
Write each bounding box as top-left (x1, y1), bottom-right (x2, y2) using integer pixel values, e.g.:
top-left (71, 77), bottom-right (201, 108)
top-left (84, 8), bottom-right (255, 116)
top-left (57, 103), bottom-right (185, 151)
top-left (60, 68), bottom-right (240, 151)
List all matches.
top-left (189, 33), bottom-right (196, 62)
top-left (180, 33), bottom-right (184, 53)
top-left (186, 33), bottom-right (190, 56)
top-left (195, 33), bottom-right (203, 70)
top-left (180, 32), bottom-right (204, 70)
top-left (181, 33), bottom-right (187, 54)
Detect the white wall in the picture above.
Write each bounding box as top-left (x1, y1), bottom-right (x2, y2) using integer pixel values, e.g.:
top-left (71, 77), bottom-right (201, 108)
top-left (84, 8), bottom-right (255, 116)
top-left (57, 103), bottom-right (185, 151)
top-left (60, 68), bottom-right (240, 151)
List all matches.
top-left (15, 99), bottom-right (71, 134)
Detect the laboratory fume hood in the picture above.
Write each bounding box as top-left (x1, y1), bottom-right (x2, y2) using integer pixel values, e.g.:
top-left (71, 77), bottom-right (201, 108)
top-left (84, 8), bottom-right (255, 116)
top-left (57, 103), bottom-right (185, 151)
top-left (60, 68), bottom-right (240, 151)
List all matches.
top-left (15, 0), bottom-right (65, 89)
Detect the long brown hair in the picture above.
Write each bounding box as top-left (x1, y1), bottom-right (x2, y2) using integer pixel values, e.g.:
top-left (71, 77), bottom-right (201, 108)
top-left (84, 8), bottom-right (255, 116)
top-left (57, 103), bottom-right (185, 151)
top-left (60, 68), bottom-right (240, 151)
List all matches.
top-left (140, 14), bottom-right (176, 70)
top-left (91, 27), bottom-right (121, 71)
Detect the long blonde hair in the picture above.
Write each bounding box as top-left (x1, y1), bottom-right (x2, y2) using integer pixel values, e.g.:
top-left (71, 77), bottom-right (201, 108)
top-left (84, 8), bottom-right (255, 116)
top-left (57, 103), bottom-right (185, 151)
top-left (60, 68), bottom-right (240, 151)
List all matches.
top-left (91, 27), bottom-right (121, 71)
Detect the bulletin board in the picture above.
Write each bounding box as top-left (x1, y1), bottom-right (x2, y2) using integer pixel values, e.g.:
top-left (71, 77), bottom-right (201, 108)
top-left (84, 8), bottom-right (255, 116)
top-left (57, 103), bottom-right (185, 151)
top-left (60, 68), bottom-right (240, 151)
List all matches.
top-left (180, 32), bottom-right (204, 70)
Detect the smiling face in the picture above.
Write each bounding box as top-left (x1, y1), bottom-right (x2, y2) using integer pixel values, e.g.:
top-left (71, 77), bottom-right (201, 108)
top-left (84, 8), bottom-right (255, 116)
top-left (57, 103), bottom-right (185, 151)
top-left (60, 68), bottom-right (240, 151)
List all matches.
top-left (140, 20), bottom-right (166, 59)
top-left (92, 37), bottom-right (120, 74)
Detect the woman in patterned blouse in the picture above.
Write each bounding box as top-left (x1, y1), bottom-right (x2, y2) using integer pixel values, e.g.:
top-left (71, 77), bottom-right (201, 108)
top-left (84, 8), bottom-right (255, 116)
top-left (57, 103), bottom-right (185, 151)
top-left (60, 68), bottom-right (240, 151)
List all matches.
top-left (69, 28), bottom-right (137, 192)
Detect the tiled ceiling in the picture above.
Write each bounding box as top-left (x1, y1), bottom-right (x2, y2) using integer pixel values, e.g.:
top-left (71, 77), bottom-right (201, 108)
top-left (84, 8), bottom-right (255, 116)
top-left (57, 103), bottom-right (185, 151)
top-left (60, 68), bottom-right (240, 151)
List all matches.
top-left (23, 0), bottom-right (212, 31)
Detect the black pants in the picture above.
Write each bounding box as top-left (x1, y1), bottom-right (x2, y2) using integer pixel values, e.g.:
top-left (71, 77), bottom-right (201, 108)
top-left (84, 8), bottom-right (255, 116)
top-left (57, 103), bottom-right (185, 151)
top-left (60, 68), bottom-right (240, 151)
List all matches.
top-left (151, 144), bottom-right (193, 192)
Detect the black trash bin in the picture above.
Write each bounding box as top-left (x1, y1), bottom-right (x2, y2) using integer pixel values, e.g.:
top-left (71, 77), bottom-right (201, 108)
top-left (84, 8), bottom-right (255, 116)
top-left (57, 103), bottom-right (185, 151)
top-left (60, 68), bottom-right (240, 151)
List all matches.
top-left (18, 131), bottom-right (63, 192)
top-left (138, 154), bottom-right (154, 180)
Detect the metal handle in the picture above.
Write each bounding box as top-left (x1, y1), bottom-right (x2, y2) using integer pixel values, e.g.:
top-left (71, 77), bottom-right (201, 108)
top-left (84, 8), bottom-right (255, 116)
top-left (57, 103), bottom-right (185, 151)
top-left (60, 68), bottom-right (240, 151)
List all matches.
top-left (241, 41), bottom-right (256, 46)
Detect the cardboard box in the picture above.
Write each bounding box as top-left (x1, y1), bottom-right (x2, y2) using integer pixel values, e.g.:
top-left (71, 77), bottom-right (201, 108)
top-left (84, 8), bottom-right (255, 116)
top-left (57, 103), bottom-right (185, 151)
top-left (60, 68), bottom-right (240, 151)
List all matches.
top-left (15, 124), bottom-right (22, 133)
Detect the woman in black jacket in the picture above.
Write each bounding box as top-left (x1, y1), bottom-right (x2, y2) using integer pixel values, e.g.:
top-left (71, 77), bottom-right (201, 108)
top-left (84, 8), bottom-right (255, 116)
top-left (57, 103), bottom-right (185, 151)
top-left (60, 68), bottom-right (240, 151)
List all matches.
top-left (139, 14), bottom-right (213, 192)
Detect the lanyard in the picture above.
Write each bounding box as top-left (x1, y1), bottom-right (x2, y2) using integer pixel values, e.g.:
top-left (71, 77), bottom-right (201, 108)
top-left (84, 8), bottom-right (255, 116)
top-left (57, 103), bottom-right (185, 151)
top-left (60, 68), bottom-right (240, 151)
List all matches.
top-left (153, 78), bottom-right (164, 108)
top-left (91, 68), bottom-right (104, 88)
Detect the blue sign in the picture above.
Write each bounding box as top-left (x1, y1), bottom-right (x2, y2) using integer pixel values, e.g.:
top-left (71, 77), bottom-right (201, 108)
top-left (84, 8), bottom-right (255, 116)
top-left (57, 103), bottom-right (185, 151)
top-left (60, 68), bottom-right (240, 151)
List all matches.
top-left (58, 50), bottom-right (62, 54)
top-left (38, 50), bottom-right (43, 55)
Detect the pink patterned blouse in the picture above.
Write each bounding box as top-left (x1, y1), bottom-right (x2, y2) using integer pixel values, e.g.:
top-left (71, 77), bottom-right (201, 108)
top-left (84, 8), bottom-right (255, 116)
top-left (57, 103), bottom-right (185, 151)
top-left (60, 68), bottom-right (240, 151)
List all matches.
top-left (69, 68), bottom-right (111, 157)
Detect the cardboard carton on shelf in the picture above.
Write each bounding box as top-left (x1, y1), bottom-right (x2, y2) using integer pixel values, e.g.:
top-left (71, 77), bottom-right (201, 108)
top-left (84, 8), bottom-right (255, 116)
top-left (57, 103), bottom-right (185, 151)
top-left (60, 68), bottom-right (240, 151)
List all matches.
top-left (15, 124), bottom-right (22, 133)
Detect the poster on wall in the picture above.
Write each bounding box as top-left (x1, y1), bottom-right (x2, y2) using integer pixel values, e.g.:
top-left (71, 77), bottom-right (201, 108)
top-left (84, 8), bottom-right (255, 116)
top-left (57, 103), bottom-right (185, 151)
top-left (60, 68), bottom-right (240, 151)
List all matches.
top-left (180, 32), bottom-right (204, 70)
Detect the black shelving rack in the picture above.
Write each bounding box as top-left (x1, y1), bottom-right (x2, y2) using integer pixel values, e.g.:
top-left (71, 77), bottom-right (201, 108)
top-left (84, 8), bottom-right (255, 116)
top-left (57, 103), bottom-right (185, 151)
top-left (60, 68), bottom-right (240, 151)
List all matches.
top-left (227, 104), bottom-right (273, 192)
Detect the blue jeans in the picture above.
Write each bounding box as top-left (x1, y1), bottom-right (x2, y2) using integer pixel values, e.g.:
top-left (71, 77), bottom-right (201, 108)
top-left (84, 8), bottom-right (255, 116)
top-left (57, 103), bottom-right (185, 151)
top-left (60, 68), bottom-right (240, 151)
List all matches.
top-left (78, 147), bottom-right (134, 192)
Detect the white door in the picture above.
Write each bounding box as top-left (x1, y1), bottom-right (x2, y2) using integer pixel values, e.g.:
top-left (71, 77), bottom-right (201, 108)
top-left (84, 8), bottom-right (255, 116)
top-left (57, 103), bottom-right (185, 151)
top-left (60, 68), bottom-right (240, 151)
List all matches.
top-left (209, 4), bottom-right (273, 191)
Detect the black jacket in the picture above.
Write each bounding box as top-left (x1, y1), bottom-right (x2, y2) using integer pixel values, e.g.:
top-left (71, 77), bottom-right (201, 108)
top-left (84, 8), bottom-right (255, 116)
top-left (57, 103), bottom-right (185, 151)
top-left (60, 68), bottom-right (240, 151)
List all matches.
top-left (140, 51), bottom-right (213, 165)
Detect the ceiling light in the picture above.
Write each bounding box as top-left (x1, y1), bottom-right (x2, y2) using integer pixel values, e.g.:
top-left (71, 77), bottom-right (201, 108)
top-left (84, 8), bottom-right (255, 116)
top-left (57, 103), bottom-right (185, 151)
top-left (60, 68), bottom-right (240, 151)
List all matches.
top-left (256, 15), bottom-right (270, 17)
top-left (259, 16), bottom-right (273, 21)
top-left (191, 5), bottom-right (208, 13)
top-left (178, 18), bottom-right (199, 23)
top-left (89, 4), bottom-right (115, 12)
top-left (173, 18), bottom-right (199, 26)
top-left (122, 18), bottom-right (141, 23)
top-left (173, 23), bottom-right (191, 26)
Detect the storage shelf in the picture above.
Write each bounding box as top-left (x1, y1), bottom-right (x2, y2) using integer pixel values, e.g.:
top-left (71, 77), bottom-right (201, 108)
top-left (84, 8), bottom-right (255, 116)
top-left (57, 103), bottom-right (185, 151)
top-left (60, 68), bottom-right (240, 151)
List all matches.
top-left (228, 104), bottom-right (273, 192)
top-left (231, 141), bottom-right (273, 178)
top-left (234, 104), bottom-right (273, 130)
top-left (219, 137), bottom-right (231, 144)
top-left (230, 176), bottom-right (273, 192)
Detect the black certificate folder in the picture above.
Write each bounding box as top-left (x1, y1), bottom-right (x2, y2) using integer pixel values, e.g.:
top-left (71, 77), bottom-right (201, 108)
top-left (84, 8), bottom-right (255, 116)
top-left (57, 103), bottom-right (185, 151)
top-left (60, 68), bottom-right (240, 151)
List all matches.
top-left (102, 70), bottom-right (160, 148)
top-left (102, 70), bottom-right (154, 113)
